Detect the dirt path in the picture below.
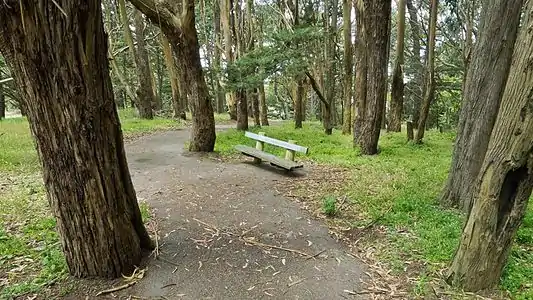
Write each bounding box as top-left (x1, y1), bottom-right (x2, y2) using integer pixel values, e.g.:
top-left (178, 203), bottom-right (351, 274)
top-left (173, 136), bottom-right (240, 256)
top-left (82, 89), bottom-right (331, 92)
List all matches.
top-left (102, 128), bottom-right (366, 299)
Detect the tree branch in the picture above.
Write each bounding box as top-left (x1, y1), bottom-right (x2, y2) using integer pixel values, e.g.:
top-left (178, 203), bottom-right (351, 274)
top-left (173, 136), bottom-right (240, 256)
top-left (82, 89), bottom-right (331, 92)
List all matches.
top-left (128, 0), bottom-right (181, 31)
top-left (305, 71), bottom-right (329, 109)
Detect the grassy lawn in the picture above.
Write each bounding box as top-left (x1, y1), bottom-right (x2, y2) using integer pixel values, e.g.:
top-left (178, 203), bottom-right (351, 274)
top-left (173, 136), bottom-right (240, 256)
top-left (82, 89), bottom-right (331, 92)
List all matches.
top-left (0, 110), bottom-right (175, 299)
top-left (216, 122), bottom-right (533, 299)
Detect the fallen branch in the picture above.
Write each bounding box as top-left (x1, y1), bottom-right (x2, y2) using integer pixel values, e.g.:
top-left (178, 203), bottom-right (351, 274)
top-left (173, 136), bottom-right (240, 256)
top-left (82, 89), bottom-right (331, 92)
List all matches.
top-left (96, 281), bottom-right (137, 296)
top-left (193, 218), bottom-right (220, 235)
top-left (240, 237), bottom-right (313, 258)
top-left (306, 249), bottom-right (326, 260)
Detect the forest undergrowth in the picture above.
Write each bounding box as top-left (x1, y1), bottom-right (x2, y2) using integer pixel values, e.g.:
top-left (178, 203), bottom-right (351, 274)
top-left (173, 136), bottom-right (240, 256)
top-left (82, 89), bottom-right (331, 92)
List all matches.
top-left (216, 121), bottom-right (533, 299)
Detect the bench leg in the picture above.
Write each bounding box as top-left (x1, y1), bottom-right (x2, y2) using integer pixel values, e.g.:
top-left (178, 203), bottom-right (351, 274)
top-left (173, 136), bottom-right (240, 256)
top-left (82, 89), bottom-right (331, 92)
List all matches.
top-left (254, 132), bottom-right (266, 164)
top-left (285, 139), bottom-right (296, 161)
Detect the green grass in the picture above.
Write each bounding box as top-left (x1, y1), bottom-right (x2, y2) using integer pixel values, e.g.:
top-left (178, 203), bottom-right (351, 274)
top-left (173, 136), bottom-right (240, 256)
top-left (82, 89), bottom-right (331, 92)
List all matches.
top-left (0, 109), bottom-right (172, 298)
top-left (215, 121), bottom-right (533, 298)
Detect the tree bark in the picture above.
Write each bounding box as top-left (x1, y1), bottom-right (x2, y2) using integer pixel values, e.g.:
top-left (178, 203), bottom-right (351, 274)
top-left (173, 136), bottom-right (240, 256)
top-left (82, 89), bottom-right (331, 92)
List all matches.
top-left (324, 0), bottom-right (339, 135)
top-left (259, 83), bottom-right (269, 126)
top-left (133, 10), bottom-right (154, 119)
top-left (236, 89), bottom-right (248, 130)
top-left (414, 0), bottom-right (438, 143)
top-left (0, 80), bottom-right (4, 120)
top-left (221, 0), bottom-right (237, 119)
top-left (0, 0), bottom-right (153, 277)
top-left (440, 0), bottom-right (523, 211)
top-left (447, 1), bottom-right (532, 290)
top-left (294, 80), bottom-right (304, 129)
top-left (353, 0), bottom-right (367, 145)
top-left (214, 0), bottom-right (225, 114)
top-left (251, 89), bottom-right (260, 127)
top-left (161, 35), bottom-right (185, 120)
top-left (355, 0), bottom-right (391, 154)
top-left (341, 0), bottom-right (353, 135)
top-left (406, 0), bottom-right (422, 125)
top-left (129, 0), bottom-right (216, 152)
top-left (388, 0), bottom-right (405, 132)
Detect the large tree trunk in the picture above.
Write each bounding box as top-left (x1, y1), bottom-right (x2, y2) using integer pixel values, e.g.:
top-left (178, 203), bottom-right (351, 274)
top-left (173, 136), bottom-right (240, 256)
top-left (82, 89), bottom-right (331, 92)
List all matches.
top-left (161, 35), bottom-right (185, 120)
top-left (388, 0), bottom-right (405, 132)
top-left (259, 83), bottom-right (269, 126)
top-left (355, 0), bottom-right (391, 154)
top-left (406, 0), bottom-right (422, 125)
top-left (130, 0), bottom-right (216, 152)
top-left (133, 10), bottom-right (154, 119)
top-left (439, 0), bottom-right (523, 211)
top-left (0, 0), bottom-right (153, 277)
top-left (414, 0), bottom-right (437, 143)
top-left (341, 0), bottom-right (353, 135)
top-left (447, 1), bottom-right (532, 289)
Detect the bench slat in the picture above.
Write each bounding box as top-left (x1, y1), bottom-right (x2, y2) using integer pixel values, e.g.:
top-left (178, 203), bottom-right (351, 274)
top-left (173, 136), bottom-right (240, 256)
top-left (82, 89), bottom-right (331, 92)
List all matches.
top-left (235, 145), bottom-right (303, 170)
top-left (244, 132), bottom-right (308, 154)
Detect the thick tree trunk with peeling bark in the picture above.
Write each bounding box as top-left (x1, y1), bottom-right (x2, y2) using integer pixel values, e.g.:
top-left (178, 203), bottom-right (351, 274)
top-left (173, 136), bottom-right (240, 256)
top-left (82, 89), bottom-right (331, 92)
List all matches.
top-left (355, 0), bottom-right (391, 154)
top-left (414, 0), bottom-right (437, 143)
top-left (440, 0), bottom-right (523, 211)
top-left (129, 0), bottom-right (216, 152)
top-left (0, 0), bottom-right (153, 277)
top-left (447, 1), bottom-right (532, 290)
top-left (341, 0), bottom-right (353, 135)
top-left (388, 0), bottom-right (405, 132)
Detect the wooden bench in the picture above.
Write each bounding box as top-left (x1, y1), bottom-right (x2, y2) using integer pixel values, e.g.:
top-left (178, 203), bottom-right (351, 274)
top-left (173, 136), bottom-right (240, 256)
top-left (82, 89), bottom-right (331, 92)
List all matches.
top-left (235, 131), bottom-right (309, 171)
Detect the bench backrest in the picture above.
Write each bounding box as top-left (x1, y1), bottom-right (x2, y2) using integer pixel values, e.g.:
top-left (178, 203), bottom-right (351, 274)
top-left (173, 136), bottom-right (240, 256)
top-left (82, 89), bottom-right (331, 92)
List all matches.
top-left (245, 131), bottom-right (309, 154)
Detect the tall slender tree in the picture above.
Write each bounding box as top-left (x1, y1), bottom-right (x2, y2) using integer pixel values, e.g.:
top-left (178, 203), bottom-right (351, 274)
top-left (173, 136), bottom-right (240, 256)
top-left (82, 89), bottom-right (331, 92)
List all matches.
top-left (214, 0), bottom-right (226, 113)
top-left (414, 0), bottom-right (438, 143)
top-left (129, 0), bottom-right (216, 152)
top-left (406, 0), bottom-right (422, 125)
top-left (388, 0), bottom-right (406, 132)
top-left (161, 35), bottom-right (186, 120)
top-left (341, 0), bottom-right (353, 135)
top-left (133, 10), bottom-right (155, 119)
top-left (447, 0), bottom-right (531, 290)
top-left (221, 0), bottom-right (237, 120)
top-left (324, 0), bottom-right (339, 134)
top-left (0, 0), bottom-right (153, 277)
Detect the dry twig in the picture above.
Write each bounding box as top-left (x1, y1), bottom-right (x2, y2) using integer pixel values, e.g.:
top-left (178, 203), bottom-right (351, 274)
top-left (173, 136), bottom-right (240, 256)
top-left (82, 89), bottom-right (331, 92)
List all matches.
top-left (96, 282), bottom-right (137, 296)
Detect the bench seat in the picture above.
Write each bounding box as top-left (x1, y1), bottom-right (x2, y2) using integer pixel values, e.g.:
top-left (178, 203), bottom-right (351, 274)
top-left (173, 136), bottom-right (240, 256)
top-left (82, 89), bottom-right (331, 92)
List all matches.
top-left (235, 145), bottom-right (303, 171)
